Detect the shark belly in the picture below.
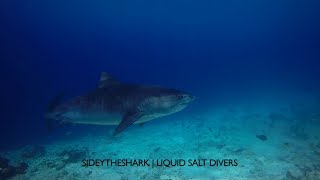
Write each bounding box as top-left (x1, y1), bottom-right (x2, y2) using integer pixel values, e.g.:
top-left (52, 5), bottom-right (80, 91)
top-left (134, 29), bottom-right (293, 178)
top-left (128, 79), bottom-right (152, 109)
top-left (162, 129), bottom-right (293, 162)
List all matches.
top-left (63, 111), bottom-right (168, 125)
top-left (64, 111), bottom-right (122, 125)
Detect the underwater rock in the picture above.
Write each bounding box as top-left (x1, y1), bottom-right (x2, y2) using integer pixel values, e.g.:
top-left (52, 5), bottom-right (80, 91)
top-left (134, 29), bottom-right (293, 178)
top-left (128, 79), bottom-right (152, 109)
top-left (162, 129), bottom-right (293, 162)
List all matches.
top-left (0, 157), bottom-right (9, 169)
top-left (21, 145), bottom-right (46, 158)
top-left (0, 165), bottom-right (16, 180)
top-left (58, 148), bottom-right (88, 164)
top-left (0, 156), bottom-right (28, 180)
top-left (256, 135), bottom-right (268, 141)
top-left (14, 162), bottom-right (28, 174)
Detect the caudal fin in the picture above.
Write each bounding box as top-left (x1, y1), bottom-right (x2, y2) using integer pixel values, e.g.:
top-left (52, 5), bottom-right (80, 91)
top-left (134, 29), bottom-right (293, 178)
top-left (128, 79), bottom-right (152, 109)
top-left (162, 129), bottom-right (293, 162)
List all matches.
top-left (45, 93), bottom-right (64, 133)
top-left (47, 93), bottom-right (64, 112)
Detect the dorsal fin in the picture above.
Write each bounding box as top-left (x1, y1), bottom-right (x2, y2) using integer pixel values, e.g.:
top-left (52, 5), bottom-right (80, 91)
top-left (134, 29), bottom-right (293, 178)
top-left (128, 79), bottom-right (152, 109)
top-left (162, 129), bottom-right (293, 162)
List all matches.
top-left (45, 93), bottom-right (64, 133)
top-left (98, 72), bottom-right (120, 88)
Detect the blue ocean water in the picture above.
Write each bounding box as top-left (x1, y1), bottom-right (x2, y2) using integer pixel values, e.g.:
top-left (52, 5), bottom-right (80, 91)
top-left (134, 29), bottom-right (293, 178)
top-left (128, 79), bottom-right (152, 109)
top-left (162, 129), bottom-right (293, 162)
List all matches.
top-left (1, 0), bottom-right (320, 179)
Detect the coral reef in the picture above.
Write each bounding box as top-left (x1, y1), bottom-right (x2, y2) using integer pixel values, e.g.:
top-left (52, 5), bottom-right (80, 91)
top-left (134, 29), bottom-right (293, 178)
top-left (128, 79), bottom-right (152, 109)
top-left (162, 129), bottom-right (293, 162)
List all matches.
top-left (256, 135), bottom-right (268, 141)
top-left (0, 157), bottom-right (9, 169)
top-left (0, 156), bottom-right (28, 180)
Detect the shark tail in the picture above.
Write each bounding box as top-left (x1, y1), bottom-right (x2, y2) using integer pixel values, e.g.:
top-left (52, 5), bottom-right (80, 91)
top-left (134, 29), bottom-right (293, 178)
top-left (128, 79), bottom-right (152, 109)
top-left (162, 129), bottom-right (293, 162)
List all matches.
top-left (45, 93), bottom-right (64, 133)
top-left (46, 118), bottom-right (54, 133)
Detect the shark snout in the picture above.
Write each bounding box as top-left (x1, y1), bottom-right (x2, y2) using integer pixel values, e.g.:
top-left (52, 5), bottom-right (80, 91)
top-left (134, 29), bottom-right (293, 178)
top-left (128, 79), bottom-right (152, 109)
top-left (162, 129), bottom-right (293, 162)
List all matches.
top-left (188, 95), bottom-right (196, 102)
top-left (181, 94), bottom-right (196, 104)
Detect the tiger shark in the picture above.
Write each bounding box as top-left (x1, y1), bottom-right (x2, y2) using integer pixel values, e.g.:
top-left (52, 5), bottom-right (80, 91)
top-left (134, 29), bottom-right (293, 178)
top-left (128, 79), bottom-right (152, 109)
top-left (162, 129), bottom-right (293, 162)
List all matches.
top-left (45, 72), bottom-right (195, 135)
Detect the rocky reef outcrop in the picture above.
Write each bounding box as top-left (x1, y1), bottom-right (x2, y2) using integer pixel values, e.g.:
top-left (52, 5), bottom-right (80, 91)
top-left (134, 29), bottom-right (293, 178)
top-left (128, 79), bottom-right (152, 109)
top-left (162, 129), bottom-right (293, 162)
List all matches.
top-left (0, 156), bottom-right (28, 180)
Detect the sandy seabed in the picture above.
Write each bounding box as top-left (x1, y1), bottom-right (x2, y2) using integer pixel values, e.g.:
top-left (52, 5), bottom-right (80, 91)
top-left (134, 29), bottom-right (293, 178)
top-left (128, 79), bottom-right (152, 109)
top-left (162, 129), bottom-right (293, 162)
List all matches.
top-left (2, 100), bottom-right (320, 180)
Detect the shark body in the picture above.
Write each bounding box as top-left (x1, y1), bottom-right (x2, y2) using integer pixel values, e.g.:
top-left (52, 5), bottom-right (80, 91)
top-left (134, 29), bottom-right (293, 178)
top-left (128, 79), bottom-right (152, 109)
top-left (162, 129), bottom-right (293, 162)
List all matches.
top-left (46, 72), bottom-right (195, 135)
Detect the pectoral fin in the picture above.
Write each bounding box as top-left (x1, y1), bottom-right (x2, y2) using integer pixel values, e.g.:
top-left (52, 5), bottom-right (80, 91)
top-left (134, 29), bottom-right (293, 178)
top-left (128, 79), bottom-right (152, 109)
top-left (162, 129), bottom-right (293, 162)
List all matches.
top-left (139, 122), bottom-right (145, 127)
top-left (113, 111), bottom-right (144, 136)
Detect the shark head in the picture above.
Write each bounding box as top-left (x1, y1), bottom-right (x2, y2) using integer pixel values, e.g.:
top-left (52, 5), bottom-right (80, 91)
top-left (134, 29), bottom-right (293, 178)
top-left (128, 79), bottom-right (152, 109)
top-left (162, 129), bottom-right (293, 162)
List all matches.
top-left (140, 88), bottom-right (195, 116)
top-left (45, 96), bottom-right (83, 124)
top-left (112, 87), bottom-right (195, 135)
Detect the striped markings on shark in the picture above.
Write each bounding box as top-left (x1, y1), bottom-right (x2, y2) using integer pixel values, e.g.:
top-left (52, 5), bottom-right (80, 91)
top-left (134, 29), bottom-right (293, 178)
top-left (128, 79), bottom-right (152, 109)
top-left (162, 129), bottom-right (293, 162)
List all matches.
top-left (45, 72), bottom-right (195, 136)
